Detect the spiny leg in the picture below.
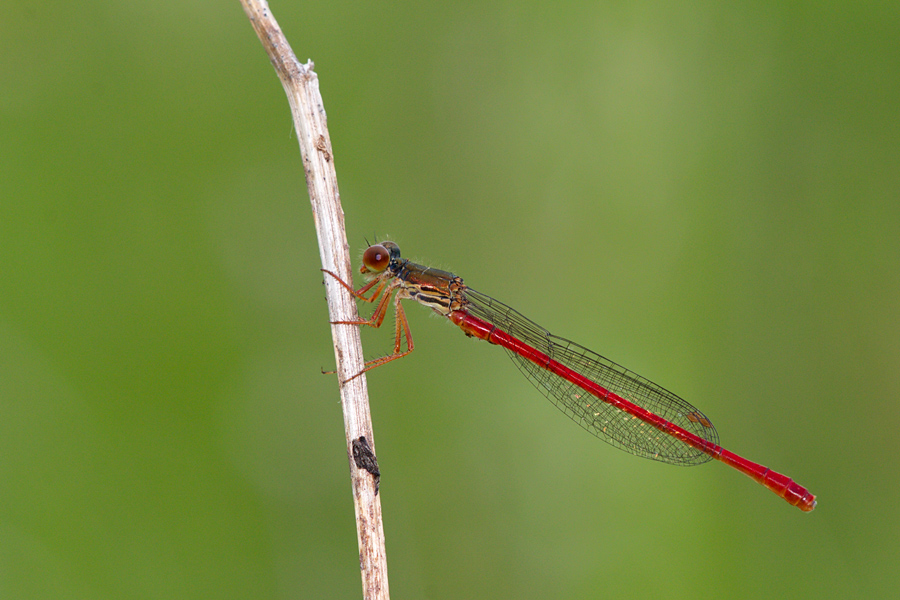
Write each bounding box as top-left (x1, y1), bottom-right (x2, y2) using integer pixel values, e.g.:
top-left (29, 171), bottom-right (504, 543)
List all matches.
top-left (322, 268), bottom-right (385, 303)
top-left (322, 269), bottom-right (416, 382)
top-left (342, 294), bottom-right (415, 383)
top-left (322, 268), bottom-right (396, 329)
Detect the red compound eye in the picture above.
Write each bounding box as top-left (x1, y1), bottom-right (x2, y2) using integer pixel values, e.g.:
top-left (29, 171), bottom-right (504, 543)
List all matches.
top-left (362, 244), bottom-right (391, 272)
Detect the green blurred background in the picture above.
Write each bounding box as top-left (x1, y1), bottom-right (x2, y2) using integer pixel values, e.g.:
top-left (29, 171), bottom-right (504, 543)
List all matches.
top-left (2, 1), bottom-right (898, 598)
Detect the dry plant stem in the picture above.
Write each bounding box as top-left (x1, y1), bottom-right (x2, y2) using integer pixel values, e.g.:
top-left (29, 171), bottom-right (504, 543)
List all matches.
top-left (239, 1), bottom-right (389, 598)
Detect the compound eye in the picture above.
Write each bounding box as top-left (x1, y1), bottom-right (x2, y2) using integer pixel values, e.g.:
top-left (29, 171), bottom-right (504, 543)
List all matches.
top-left (362, 244), bottom-right (391, 272)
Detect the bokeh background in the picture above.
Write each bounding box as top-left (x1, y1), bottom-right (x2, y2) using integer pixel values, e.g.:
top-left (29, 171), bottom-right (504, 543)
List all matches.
top-left (3, 1), bottom-right (898, 598)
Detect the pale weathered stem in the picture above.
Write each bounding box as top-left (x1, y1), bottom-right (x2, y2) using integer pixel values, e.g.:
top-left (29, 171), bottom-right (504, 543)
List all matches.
top-left (239, 2), bottom-right (389, 598)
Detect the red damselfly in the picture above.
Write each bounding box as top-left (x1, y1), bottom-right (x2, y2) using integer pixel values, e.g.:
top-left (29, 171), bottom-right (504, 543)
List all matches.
top-left (324, 242), bottom-right (816, 511)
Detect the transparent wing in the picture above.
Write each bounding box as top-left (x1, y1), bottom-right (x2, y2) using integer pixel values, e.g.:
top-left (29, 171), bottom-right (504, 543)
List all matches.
top-left (463, 287), bottom-right (718, 465)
